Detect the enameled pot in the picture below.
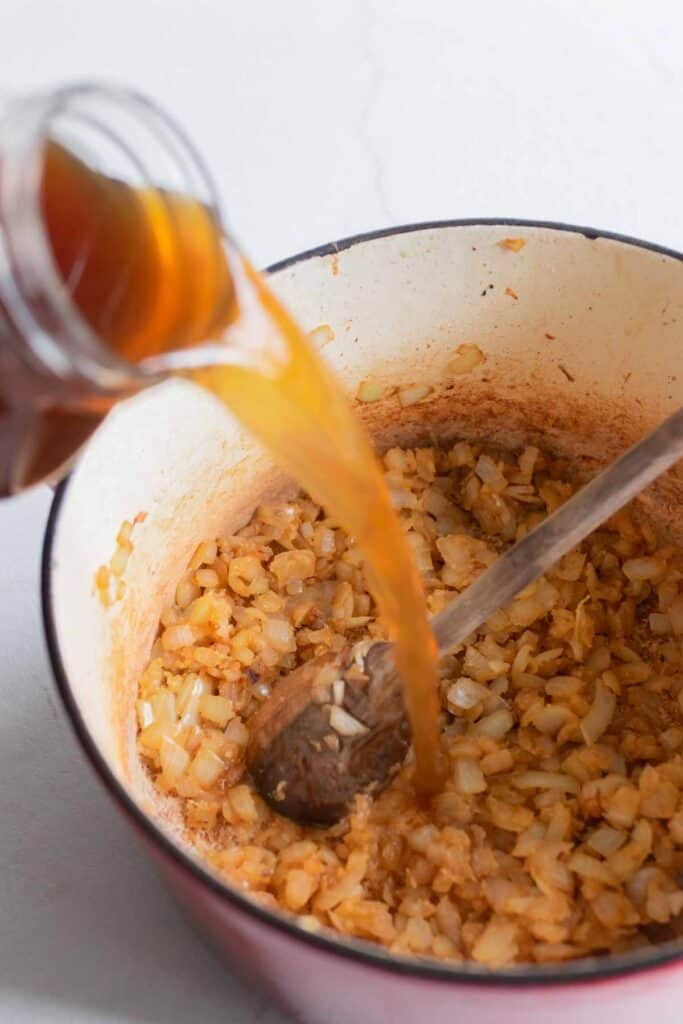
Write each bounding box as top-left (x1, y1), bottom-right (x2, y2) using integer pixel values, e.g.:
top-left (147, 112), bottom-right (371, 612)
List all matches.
top-left (42, 221), bottom-right (683, 1023)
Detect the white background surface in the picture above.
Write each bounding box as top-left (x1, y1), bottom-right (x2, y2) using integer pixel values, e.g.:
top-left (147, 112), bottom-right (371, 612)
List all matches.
top-left (1, 2), bottom-right (681, 1021)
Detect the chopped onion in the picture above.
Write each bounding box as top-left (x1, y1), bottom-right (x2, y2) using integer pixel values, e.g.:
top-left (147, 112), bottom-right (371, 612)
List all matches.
top-left (545, 804), bottom-right (572, 841)
top-left (512, 771), bottom-right (579, 795)
top-left (511, 821), bottom-right (546, 856)
top-left (406, 532), bottom-right (434, 573)
top-left (489, 677), bottom-right (509, 698)
top-left (285, 868), bottom-right (317, 911)
top-left (190, 747), bottom-right (224, 788)
top-left (150, 690), bottom-right (176, 724)
top-left (315, 527), bottom-right (336, 557)
top-left (308, 323), bottom-right (335, 347)
top-left (450, 441), bottom-right (475, 466)
top-left (545, 676), bottom-right (584, 698)
top-left (585, 646), bottom-right (611, 674)
top-left (390, 487), bottom-right (419, 510)
top-left (356, 378), bottom-right (386, 403)
top-left (161, 623), bottom-right (196, 651)
top-left (177, 674), bottom-right (208, 722)
top-left (453, 758), bottom-right (487, 794)
top-left (517, 445), bottom-right (539, 482)
top-left (226, 784), bottom-right (260, 825)
top-left (622, 557), bottom-right (666, 581)
top-left (189, 539), bottom-right (217, 570)
top-left (568, 851), bottom-right (618, 885)
top-left (632, 819), bottom-right (653, 849)
top-left (475, 455), bottom-right (507, 494)
top-left (136, 699), bottom-right (154, 729)
top-left (176, 576), bottom-right (201, 609)
top-left (109, 544), bottom-right (131, 577)
top-left (225, 717), bottom-right (249, 747)
top-left (625, 866), bottom-right (659, 906)
top-left (423, 487), bottom-right (452, 517)
top-left (447, 342), bottom-right (486, 376)
top-left (587, 826), bottom-right (626, 858)
top-left (615, 662), bottom-right (651, 685)
top-left (329, 706), bottom-right (368, 737)
top-left (160, 735), bottom-right (190, 782)
top-left (471, 920), bottom-right (517, 966)
top-left (332, 679), bottom-right (345, 706)
top-left (199, 694), bottom-right (234, 727)
top-left (580, 681), bottom-right (616, 744)
top-left (447, 677), bottom-right (490, 711)
top-left (598, 745), bottom-right (626, 775)
top-left (398, 383), bottom-right (433, 407)
top-left (195, 567), bottom-right (220, 589)
top-left (534, 647), bottom-right (564, 668)
top-left (532, 704), bottom-right (575, 736)
top-left (139, 720), bottom-right (174, 753)
top-left (263, 616), bottom-right (296, 653)
top-left (472, 708), bottom-right (514, 739)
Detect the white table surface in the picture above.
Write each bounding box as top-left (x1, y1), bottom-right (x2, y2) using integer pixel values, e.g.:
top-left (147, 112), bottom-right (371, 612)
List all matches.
top-left (1, 1), bottom-right (681, 1020)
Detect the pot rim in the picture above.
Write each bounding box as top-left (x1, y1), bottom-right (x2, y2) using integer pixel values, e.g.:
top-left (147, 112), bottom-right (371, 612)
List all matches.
top-left (42, 218), bottom-right (683, 989)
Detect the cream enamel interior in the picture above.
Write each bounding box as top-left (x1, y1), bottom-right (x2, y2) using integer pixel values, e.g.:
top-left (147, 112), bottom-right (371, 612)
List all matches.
top-left (47, 223), bottom-right (683, 847)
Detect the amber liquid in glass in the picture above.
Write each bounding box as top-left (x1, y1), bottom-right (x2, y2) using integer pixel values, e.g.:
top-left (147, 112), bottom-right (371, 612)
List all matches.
top-left (35, 142), bottom-right (444, 794)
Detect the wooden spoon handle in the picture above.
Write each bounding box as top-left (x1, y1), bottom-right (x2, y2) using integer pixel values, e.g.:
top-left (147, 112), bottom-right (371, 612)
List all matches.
top-left (432, 406), bottom-right (683, 656)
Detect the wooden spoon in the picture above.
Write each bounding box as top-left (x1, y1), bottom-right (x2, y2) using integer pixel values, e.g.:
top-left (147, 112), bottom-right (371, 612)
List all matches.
top-left (247, 408), bottom-right (683, 826)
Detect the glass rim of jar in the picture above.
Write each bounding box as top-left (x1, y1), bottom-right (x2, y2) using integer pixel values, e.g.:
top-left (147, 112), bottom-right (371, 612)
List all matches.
top-left (0, 81), bottom-right (225, 393)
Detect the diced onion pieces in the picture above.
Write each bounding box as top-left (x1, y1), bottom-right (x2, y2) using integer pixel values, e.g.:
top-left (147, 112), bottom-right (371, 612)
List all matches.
top-left (447, 342), bottom-right (486, 376)
top-left (133, 438), bottom-right (683, 968)
top-left (225, 718), bottom-right (249, 747)
top-left (285, 868), bottom-right (317, 910)
top-left (447, 677), bottom-right (490, 710)
top-left (580, 681), bottom-right (616, 744)
top-left (357, 378), bottom-right (387, 403)
top-left (587, 826), bottom-right (626, 858)
top-left (160, 735), bottom-right (190, 782)
top-left (329, 706), bottom-right (369, 737)
top-left (95, 516), bottom-right (143, 606)
top-left (454, 758), bottom-right (487, 794)
top-left (199, 694), bottom-right (234, 727)
top-left (308, 324), bottom-right (334, 347)
top-left (161, 623), bottom-right (196, 651)
top-left (472, 920), bottom-right (518, 965)
top-left (398, 384), bottom-right (434, 407)
top-left (568, 851), bottom-right (617, 886)
top-left (191, 747), bottom-right (224, 788)
top-left (472, 708), bottom-right (514, 739)
top-left (512, 771), bottom-right (579, 795)
top-left (136, 700), bottom-right (154, 729)
top-left (623, 557), bottom-right (665, 581)
top-left (263, 616), bottom-right (296, 653)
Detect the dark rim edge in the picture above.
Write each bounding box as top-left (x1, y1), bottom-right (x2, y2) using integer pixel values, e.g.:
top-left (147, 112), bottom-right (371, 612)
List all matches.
top-left (41, 218), bottom-right (683, 989)
top-left (266, 217), bottom-right (683, 274)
